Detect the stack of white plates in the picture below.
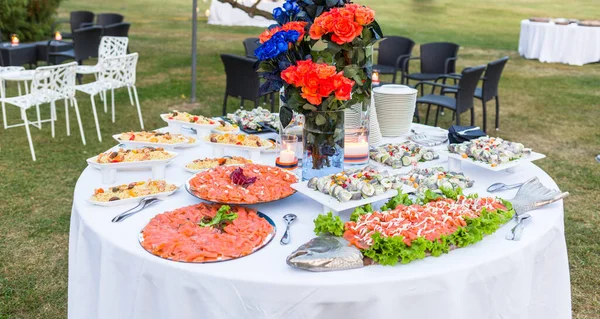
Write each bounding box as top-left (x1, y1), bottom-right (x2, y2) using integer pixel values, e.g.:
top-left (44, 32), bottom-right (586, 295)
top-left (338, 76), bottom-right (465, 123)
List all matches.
top-left (369, 95), bottom-right (382, 146)
top-left (374, 85), bottom-right (418, 137)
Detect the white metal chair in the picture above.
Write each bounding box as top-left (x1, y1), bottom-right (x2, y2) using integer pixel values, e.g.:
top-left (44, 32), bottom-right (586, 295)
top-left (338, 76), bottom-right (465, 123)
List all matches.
top-left (1, 67), bottom-right (40, 129)
top-left (76, 36), bottom-right (132, 109)
top-left (0, 62), bottom-right (86, 161)
top-left (75, 52), bottom-right (143, 141)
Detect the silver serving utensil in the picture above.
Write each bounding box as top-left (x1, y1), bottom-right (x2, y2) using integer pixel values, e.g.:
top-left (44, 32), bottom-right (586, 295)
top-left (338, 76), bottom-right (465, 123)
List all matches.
top-left (280, 213), bottom-right (297, 245)
top-left (111, 197), bottom-right (161, 223)
top-left (505, 213), bottom-right (531, 240)
top-left (505, 177), bottom-right (568, 241)
top-left (487, 182), bottom-right (524, 193)
top-left (457, 126), bottom-right (481, 135)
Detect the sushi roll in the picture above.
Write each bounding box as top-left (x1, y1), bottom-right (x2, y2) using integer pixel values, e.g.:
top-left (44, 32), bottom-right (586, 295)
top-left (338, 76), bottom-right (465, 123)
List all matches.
top-left (307, 177), bottom-right (319, 189)
top-left (361, 183), bottom-right (375, 197)
top-left (336, 190), bottom-right (353, 202)
top-left (423, 152), bottom-right (434, 161)
top-left (351, 191), bottom-right (362, 200)
top-left (380, 178), bottom-right (393, 189)
top-left (317, 178), bottom-right (329, 193)
top-left (401, 156), bottom-right (411, 166)
top-left (332, 185), bottom-right (344, 198)
top-left (374, 185), bottom-right (385, 196)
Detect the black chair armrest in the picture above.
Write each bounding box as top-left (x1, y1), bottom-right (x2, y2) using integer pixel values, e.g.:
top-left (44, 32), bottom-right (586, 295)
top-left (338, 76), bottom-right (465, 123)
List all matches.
top-left (435, 74), bottom-right (462, 83)
top-left (444, 57), bottom-right (458, 74)
top-left (414, 81), bottom-right (457, 91)
top-left (395, 54), bottom-right (412, 71)
top-left (79, 22), bottom-right (95, 28)
top-left (402, 56), bottom-right (419, 74)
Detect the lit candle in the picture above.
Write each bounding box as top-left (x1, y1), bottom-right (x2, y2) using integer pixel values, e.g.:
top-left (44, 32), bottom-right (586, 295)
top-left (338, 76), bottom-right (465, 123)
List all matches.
top-left (10, 34), bottom-right (19, 46)
top-left (54, 31), bottom-right (62, 41)
top-left (345, 141), bottom-right (369, 157)
top-left (372, 69), bottom-right (380, 86)
top-left (280, 149), bottom-right (296, 163)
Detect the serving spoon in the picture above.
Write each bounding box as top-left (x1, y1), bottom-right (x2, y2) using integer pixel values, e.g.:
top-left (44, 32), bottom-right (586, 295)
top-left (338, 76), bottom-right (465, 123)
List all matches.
top-left (280, 213), bottom-right (297, 245)
top-left (112, 197), bottom-right (161, 223)
top-left (487, 182), bottom-right (524, 193)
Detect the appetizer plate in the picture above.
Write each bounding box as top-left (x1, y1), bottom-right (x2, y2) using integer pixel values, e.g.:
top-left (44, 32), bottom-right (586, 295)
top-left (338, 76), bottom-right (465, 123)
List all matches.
top-left (86, 151), bottom-right (178, 170)
top-left (447, 151), bottom-right (546, 172)
top-left (210, 126), bottom-right (241, 135)
top-left (201, 136), bottom-right (275, 161)
top-left (291, 182), bottom-right (414, 213)
top-left (86, 183), bottom-right (181, 207)
top-left (138, 211), bottom-right (276, 263)
top-left (217, 116), bottom-right (277, 135)
top-left (182, 163), bottom-right (245, 174)
top-left (160, 113), bottom-right (220, 134)
top-left (113, 134), bottom-right (192, 149)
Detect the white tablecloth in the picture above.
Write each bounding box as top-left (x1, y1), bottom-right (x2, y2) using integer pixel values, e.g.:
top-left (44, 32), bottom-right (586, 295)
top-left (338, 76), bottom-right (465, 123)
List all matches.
top-left (518, 19), bottom-right (600, 66)
top-left (207, 0), bottom-right (282, 27)
top-left (68, 124), bottom-right (571, 319)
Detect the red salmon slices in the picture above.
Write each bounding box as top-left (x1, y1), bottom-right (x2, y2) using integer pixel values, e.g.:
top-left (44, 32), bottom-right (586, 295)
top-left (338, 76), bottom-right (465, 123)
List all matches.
top-left (343, 197), bottom-right (507, 249)
top-left (141, 203), bottom-right (274, 262)
top-left (188, 164), bottom-right (297, 204)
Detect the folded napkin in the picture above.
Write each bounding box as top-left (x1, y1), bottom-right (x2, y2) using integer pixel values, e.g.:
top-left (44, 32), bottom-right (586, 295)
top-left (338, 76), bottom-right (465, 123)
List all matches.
top-left (448, 125), bottom-right (486, 144)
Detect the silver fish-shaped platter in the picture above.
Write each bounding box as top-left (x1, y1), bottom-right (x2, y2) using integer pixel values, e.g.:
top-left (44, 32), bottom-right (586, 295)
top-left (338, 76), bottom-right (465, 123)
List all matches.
top-left (511, 177), bottom-right (569, 215)
top-left (286, 236), bottom-right (364, 272)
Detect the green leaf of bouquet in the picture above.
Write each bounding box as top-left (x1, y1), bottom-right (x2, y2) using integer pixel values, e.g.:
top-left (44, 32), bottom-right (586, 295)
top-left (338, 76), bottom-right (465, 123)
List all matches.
top-left (302, 103), bottom-right (317, 111)
top-left (315, 113), bottom-right (326, 126)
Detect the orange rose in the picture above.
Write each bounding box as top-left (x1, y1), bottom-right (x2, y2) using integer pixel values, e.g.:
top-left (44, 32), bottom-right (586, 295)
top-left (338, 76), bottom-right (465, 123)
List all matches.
top-left (281, 67), bottom-right (299, 85)
top-left (301, 86), bottom-right (322, 105)
top-left (354, 6), bottom-right (375, 26)
top-left (335, 78), bottom-right (354, 101)
top-left (338, 8), bottom-right (355, 20)
top-left (331, 18), bottom-right (362, 45)
top-left (303, 71), bottom-right (320, 90)
top-left (331, 72), bottom-right (346, 89)
top-left (316, 64), bottom-right (336, 79)
top-left (309, 23), bottom-right (326, 39)
top-left (318, 78), bottom-right (336, 97)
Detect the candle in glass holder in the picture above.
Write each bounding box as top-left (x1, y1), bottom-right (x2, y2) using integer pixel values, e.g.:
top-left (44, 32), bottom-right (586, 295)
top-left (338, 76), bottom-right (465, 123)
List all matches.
top-left (54, 31), bottom-right (62, 41)
top-left (10, 34), bottom-right (19, 46)
top-left (372, 69), bottom-right (380, 86)
top-left (276, 134), bottom-right (299, 169)
top-left (344, 135), bottom-right (369, 165)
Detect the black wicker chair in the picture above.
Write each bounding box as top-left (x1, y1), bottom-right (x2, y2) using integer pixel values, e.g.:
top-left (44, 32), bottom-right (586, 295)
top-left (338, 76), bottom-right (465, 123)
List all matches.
top-left (103, 23), bottom-right (131, 37)
top-left (373, 36), bottom-right (414, 84)
top-left (243, 38), bottom-right (260, 59)
top-left (47, 26), bottom-right (103, 83)
top-left (64, 11), bottom-right (95, 38)
top-left (220, 54), bottom-right (264, 115)
top-left (414, 65), bottom-right (486, 126)
top-left (96, 13), bottom-right (124, 27)
top-left (402, 42), bottom-right (459, 90)
top-left (442, 56), bottom-right (509, 131)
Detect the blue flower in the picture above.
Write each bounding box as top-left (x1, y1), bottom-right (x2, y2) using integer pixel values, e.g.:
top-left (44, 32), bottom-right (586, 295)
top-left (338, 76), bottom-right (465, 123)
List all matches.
top-left (254, 30), bottom-right (299, 61)
top-left (273, 7), bottom-right (284, 20)
top-left (283, 1), bottom-right (293, 11)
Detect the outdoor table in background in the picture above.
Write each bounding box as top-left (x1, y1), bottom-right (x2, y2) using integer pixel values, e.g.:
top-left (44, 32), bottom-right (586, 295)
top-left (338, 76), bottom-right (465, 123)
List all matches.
top-left (67, 124), bottom-right (571, 319)
top-left (518, 19), bottom-right (600, 66)
top-left (0, 41), bottom-right (73, 66)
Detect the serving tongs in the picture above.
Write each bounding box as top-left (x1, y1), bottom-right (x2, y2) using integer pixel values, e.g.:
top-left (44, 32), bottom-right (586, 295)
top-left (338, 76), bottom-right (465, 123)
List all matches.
top-left (410, 129), bottom-right (448, 147)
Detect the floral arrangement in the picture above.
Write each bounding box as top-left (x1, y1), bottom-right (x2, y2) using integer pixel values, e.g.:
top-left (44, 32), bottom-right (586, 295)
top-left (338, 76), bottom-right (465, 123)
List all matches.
top-left (253, 0), bottom-right (382, 174)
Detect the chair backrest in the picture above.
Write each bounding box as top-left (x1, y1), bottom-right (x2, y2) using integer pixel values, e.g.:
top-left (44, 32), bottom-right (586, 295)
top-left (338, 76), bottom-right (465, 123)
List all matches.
top-left (419, 42), bottom-right (459, 75)
top-left (482, 56), bottom-right (509, 101)
top-left (96, 13), bottom-right (124, 26)
top-left (377, 36), bottom-right (415, 69)
top-left (72, 26), bottom-right (104, 61)
top-left (70, 11), bottom-right (95, 33)
top-left (102, 23), bottom-right (131, 37)
top-left (455, 65), bottom-right (486, 113)
top-left (220, 54), bottom-right (260, 101)
top-left (243, 38), bottom-right (260, 58)
top-left (100, 53), bottom-right (138, 88)
top-left (31, 62), bottom-right (77, 101)
top-left (99, 36), bottom-right (129, 61)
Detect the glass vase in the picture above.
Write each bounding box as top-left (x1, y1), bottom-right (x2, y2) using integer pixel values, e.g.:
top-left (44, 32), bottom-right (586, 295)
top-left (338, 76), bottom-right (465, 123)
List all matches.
top-left (344, 100), bottom-right (370, 165)
top-left (301, 110), bottom-right (345, 181)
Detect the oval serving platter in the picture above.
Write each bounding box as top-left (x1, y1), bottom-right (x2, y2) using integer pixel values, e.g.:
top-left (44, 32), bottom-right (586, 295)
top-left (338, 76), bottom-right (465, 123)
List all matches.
top-left (138, 211), bottom-right (276, 263)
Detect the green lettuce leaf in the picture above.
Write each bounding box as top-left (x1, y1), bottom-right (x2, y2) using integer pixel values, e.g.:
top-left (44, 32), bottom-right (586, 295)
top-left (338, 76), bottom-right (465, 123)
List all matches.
top-left (381, 189), bottom-right (413, 211)
top-left (350, 203), bottom-right (373, 222)
top-left (313, 212), bottom-right (345, 237)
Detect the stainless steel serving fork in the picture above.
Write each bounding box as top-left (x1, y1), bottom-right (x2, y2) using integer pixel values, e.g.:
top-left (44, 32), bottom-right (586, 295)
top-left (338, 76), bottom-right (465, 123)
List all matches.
top-left (111, 197), bottom-right (161, 223)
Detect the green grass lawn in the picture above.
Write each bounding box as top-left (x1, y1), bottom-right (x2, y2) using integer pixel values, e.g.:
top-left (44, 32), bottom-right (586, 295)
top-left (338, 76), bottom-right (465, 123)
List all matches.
top-left (1, 0), bottom-right (599, 318)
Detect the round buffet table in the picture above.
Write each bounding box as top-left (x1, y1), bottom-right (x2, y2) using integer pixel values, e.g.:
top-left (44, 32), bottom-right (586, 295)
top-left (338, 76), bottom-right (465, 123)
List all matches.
top-left (68, 124), bottom-right (571, 319)
top-left (518, 19), bottom-right (600, 66)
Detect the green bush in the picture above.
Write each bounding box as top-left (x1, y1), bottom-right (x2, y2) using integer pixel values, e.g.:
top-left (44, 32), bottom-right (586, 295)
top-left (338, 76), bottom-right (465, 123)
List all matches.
top-left (0, 0), bottom-right (63, 42)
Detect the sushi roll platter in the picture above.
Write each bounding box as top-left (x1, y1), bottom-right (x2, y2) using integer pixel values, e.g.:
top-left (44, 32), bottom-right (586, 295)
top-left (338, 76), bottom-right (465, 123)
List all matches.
top-left (291, 166), bottom-right (414, 213)
top-left (370, 142), bottom-right (440, 169)
top-left (447, 136), bottom-right (545, 172)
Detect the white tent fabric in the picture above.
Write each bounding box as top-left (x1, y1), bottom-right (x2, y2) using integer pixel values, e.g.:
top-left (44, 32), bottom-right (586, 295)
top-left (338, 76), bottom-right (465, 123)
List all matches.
top-left (207, 0), bottom-right (283, 27)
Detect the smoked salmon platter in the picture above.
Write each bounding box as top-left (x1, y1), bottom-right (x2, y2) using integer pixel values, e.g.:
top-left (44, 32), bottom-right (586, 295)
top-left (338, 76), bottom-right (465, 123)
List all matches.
top-left (139, 203), bottom-right (276, 263)
top-left (185, 164), bottom-right (298, 204)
